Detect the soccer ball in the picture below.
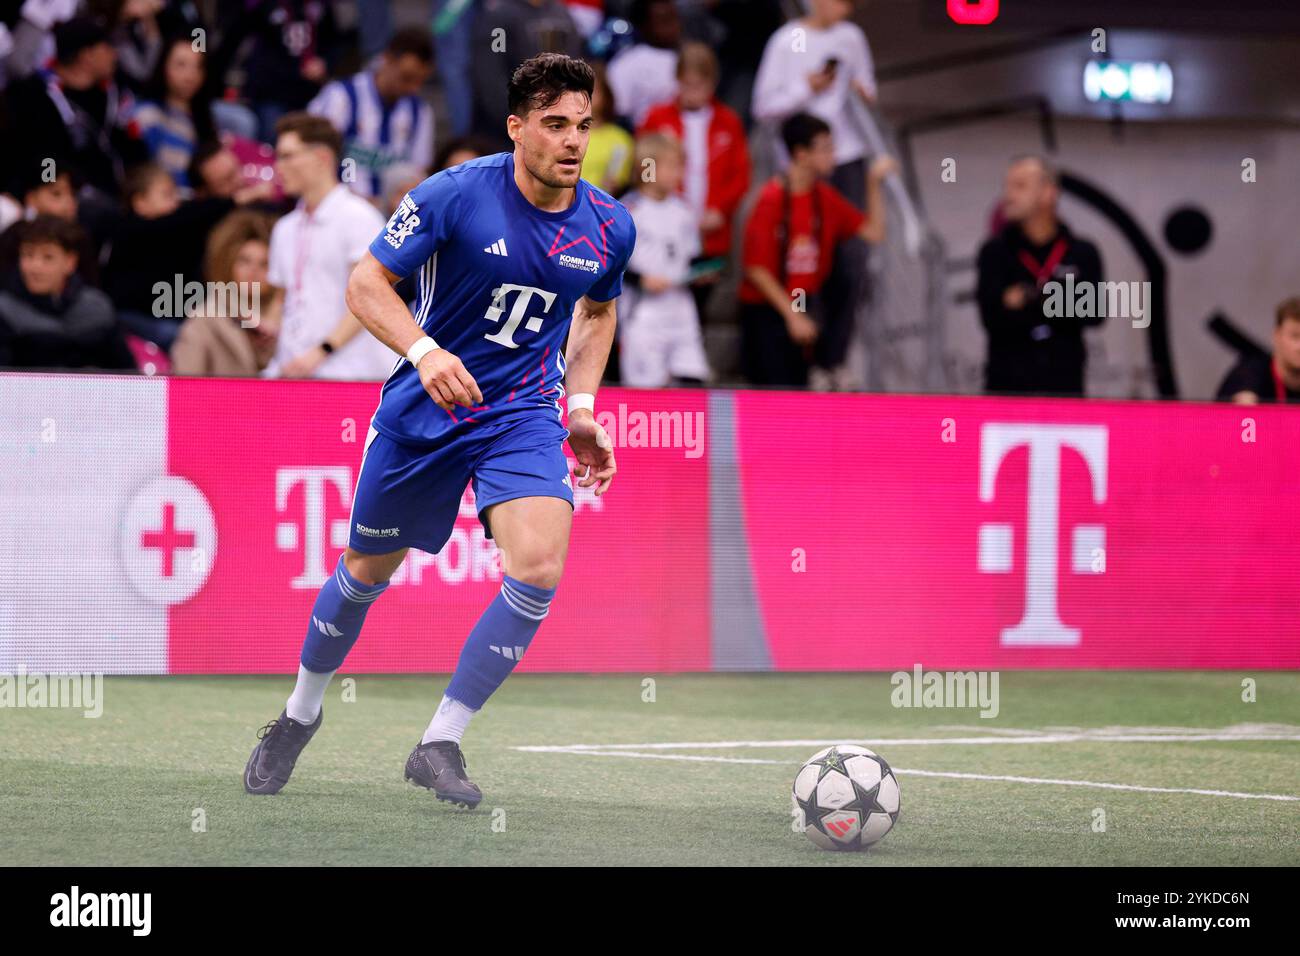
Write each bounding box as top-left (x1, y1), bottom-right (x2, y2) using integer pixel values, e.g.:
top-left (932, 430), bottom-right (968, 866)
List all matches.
top-left (792, 745), bottom-right (901, 851)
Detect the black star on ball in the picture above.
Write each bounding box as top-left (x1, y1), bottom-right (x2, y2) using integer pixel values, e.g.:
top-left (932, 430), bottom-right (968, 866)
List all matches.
top-left (795, 789), bottom-right (832, 839)
top-left (812, 746), bottom-right (849, 781)
top-left (846, 773), bottom-right (886, 820)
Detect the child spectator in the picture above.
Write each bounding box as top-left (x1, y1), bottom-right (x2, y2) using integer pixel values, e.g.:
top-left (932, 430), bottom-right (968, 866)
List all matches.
top-left (619, 133), bottom-right (710, 387)
top-left (638, 41), bottom-right (749, 318)
top-left (171, 209), bottom-right (282, 376)
top-left (0, 163), bottom-right (80, 234)
top-left (0, 163), bottom-right (97, 283)
top-left (738, 113), bottom-right (892, 387)
top-left (130, 35), bottom-right (216, 190)
top-left (308, 26), bottom-right (436, 203)
top-left (580, 64), bottom-right (633, 196)
top-left (0, 215), bottom-right (134, 370)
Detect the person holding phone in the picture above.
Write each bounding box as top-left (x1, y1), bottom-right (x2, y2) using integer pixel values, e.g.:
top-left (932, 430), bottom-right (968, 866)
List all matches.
top-left (751, 0), bottom-right (882, 389)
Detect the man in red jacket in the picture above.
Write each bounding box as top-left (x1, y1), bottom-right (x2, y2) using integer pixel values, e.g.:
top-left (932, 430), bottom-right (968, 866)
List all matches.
top-left (638, 42), bottom-right (750, 318)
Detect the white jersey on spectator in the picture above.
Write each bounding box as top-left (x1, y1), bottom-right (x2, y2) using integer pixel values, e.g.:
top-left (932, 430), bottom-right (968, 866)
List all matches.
top-left (265, 184), bottom-right (394, 380)
top-left (752, 19), bottom-right (877, 166)
top-left (308, 71), bottom-right (434, 199)
top-left (621, 191), bottom-right (709, 386)
top-left (625, 191), bottom-right (699, 285)
top-left (607, 44), bottom-right (679, 127)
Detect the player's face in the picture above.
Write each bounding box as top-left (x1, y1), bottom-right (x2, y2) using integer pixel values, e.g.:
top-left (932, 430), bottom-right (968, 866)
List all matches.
top-left (19, 242), bottom-right (77, 296)
top-left (515, 91), bottom-right (593, 190)
top-left (1275, 316), bottom-right (1300, 376)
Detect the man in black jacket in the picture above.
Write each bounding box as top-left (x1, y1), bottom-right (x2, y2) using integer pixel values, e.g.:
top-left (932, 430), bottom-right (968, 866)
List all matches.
top-left (976, 155), bottom-right (1104, 397)
top-left (3, 17), bottom-right (145, 205)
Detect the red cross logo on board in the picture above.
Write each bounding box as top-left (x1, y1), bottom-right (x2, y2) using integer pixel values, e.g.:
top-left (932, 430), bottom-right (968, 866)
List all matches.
top-left (120, 475), bottom-right (216, 605)
top-left (140, 502), bottom-right (196, 577)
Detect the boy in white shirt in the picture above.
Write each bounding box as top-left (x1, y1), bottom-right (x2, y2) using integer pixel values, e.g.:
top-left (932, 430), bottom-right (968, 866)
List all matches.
top-left (619, 133), bottom-right (710, 387)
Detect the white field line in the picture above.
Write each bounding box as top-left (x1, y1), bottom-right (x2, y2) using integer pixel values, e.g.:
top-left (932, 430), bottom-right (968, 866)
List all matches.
top-left (515, 732), bottom-right (1300, 751)
top-left (513, 730), bottom-right (1300, 802)
top-left (515, 747), bottom-right (1300, 801)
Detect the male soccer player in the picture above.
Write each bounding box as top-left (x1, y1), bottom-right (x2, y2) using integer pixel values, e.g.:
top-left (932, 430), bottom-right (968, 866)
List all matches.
top-left (244, 53), bottom-right (636, 806)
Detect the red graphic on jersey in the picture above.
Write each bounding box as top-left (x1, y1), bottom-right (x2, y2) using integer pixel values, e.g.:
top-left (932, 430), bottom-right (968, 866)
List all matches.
top-left (445, 402), bottom-right (491, 424)
top-left (546, 193), bottom-right (617, 267)
top-left (508, 346), bottom-right (561, 404)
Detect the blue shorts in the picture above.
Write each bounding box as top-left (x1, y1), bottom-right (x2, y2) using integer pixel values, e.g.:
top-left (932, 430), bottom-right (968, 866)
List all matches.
top-left (348, 413), bottom-right (574, 555)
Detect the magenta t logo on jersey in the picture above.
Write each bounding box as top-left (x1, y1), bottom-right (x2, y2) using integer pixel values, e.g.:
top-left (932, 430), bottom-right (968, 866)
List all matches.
top-left (947, 0), bottom-right (1000, 25)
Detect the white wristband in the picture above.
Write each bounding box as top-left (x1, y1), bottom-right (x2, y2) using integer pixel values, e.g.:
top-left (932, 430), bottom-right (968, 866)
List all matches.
top-left (567, 393), bottom-right (596, 414)
top-left (406, 335), bottom-right (440, 366)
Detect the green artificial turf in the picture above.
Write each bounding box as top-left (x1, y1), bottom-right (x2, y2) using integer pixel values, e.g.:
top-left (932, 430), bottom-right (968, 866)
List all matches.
top-left (2, 671), bottom-right (1297, 866)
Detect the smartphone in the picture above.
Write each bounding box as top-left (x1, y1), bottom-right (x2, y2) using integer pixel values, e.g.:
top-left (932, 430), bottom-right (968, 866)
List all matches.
top-left (824, 57), bottom-right (840, 74)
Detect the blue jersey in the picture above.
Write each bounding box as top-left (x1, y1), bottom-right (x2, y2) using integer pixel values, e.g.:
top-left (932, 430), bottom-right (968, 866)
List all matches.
top-left (366, 152), bottom-right (636, 445)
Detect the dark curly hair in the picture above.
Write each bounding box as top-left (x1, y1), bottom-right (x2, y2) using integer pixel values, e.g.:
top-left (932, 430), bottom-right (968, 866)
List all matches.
top-left (17, 214), bottom-right (87, 255)
top-left (507, 53), bottom-right (595, 117)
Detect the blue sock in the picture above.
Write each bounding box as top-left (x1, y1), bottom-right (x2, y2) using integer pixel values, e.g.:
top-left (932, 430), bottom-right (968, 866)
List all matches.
top-left (300, 555), bottom-right (390, 673)
top-left (445, 576), bottom-right (555, 709)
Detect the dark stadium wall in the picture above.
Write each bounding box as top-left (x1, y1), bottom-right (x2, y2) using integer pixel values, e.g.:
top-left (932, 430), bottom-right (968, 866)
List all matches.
top-left (903, 115), bottom-right (1299, 399)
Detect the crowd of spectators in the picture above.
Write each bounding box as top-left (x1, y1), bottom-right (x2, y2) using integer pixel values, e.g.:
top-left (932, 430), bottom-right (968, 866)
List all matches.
top-left (0, 0), bottom-right (1292, 403)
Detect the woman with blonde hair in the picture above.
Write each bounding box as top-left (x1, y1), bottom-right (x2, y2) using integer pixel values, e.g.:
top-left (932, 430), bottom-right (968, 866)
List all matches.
top-left (170, 210), bottom-right (283, 376)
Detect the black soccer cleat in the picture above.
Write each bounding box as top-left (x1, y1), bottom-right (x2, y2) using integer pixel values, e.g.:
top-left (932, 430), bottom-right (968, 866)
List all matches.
top-left (243, 709), bottom-right (322, 795)
top-left (405, 740), bottom-right (483, 808)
